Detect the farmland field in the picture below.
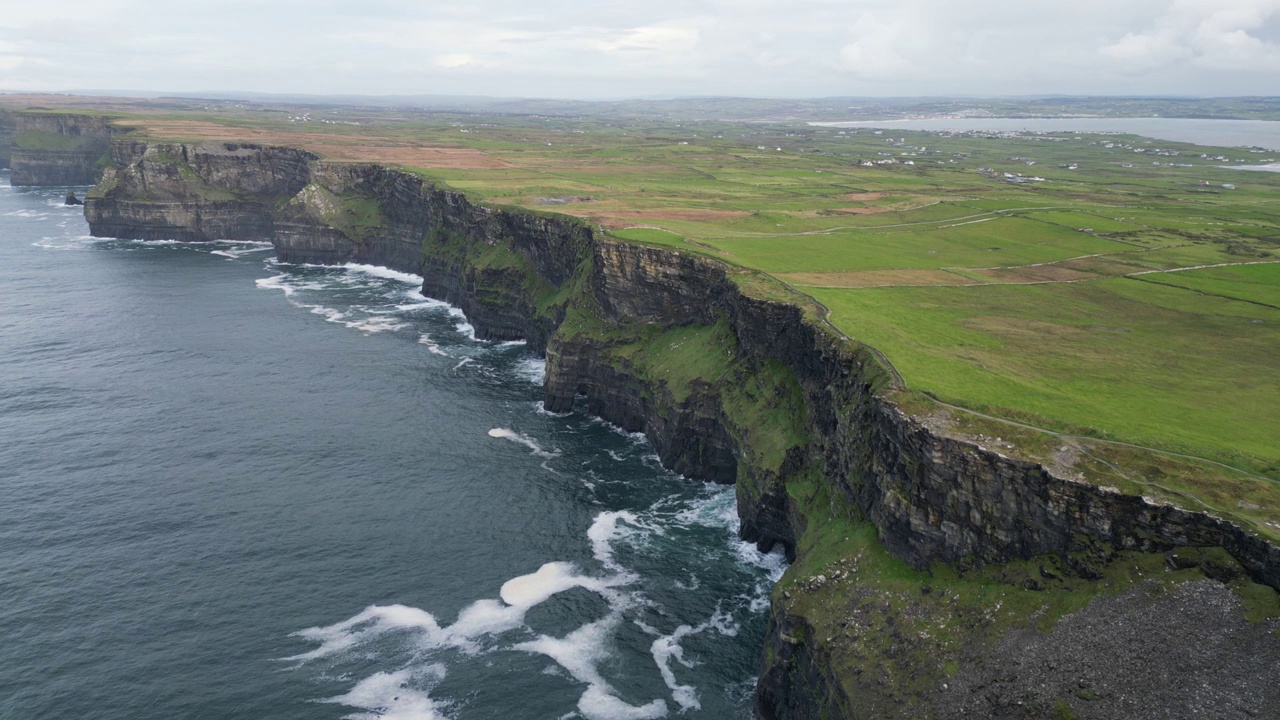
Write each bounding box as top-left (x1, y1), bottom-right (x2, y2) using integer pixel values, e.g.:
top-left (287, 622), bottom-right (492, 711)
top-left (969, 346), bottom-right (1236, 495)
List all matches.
top-left (16, 96), bottom-right (1278, 529)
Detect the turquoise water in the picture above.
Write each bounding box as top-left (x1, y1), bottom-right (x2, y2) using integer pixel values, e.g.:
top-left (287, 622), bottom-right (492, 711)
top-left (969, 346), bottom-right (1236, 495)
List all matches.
top-left (0, 172), bottom-right (784, 719)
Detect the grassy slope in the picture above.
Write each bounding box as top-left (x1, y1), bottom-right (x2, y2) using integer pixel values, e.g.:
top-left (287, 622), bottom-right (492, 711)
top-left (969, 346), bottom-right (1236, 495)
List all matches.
top-left (85, 105), bottom-right (1280, 522)
top-left (810, 278), bottom-right (1279, 468)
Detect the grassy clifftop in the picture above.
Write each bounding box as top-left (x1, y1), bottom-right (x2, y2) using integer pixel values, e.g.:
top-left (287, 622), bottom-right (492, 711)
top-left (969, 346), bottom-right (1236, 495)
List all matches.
top-left (63, 102), bottom-right (1280, 544)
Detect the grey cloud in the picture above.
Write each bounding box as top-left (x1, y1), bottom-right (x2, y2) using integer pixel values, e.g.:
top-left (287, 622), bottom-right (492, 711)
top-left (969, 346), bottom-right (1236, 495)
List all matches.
top-left (1, 0), bottom-right (1276, 97)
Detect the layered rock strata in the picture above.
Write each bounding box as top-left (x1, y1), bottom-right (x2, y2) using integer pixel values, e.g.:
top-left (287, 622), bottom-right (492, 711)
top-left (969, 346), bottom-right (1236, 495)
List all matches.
top-left (9, 112), bottom-right (115, 186)
top-left (85, 141), bottom-right (1280, 719)
top-left (0, 109), bottom-right (14, 170)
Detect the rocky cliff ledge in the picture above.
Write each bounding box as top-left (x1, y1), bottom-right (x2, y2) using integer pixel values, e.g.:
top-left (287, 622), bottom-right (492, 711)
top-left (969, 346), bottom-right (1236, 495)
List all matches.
top-left (86, 141), bottom-right (1280, 719)
top-left (0, 109), bottom-right (14, 170)
top-left (9, 112), bottom-right (114, 186)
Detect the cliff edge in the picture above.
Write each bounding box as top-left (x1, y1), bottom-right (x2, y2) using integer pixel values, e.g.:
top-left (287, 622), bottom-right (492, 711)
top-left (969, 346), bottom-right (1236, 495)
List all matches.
top-left (84, 141), bottom-right (1280, 719)
top-left (8, 111), bottom-right (115, 186)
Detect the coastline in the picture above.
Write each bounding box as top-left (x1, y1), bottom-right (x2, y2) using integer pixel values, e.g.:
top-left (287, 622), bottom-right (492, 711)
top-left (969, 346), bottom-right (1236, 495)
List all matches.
top-left (52, 132), bottom-right (1280, 718)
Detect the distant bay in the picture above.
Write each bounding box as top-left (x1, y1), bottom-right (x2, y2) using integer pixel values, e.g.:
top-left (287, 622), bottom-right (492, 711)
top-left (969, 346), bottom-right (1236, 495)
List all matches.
top-left (810, 117), bottom-right (1280, 152)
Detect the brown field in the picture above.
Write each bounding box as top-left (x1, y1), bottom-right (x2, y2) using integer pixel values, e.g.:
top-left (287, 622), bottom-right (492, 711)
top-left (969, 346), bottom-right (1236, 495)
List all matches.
top-left (824, 206), bottom-right (897, 215)
top-left (571, 207), bottom-right (752, 228)
top-left (1059, 256), bottom-right (1155, 276)
top-left (125, 120), bottom-right (513, 169)
top-left (970, 264), bottom-right (1100, 284)
top-left (779, 268), bottom-right (979, 288)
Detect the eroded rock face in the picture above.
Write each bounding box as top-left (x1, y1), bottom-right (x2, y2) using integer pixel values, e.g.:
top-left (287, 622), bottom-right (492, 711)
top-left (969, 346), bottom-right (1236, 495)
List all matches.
top-left (0, 109), bottom-right (14, 170)
top-left (9, 112), bottom-right (114, 186)
top-left (84, 141), bottom-right (1280, 720)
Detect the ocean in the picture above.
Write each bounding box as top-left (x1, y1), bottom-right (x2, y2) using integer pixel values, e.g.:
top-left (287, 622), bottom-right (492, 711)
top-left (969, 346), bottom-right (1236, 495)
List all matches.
top-left (0, 172), bottom-right (784, 720)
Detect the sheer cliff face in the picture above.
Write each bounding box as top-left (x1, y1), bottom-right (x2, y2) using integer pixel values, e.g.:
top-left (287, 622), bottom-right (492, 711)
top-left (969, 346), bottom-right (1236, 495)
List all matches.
top-left (9, 113), bottom-right (114, 186)
top-left (0, 109), bottom-right (14, 170)
top-left (84, 141), bottom-right (1280, 720)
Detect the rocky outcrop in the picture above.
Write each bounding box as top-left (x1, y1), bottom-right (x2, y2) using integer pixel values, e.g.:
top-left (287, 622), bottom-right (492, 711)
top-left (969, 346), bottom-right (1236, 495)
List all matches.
top-left (0, 109), bottom-right (14, 170)
top-left (9, 112), bottom-right (115, 185)
top-left (84, 140), bottom-right (1280, 720)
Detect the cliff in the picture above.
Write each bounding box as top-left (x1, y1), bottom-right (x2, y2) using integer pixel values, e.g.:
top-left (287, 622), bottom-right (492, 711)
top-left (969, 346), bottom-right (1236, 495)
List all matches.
top-left (85, 141), bottom-right (1280, 719)
top-left (0, 109), bottom-right (14, 170)
top-left (9, 112), bottom-right (115, 186)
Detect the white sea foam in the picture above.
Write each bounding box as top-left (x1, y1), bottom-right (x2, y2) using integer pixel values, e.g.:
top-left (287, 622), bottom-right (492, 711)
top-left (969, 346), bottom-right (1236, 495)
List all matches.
top-left (672, 575), bottom-right (700, 591)
top-left (453, 358), bottom-right (473, 370)
top-left (513, 357), bottom-right (547, 384)
top-left (533, 401), bottom-right (573, 418)
top-left (578, 686), bottom-right (668, 720)
top-left (287, 560), bottom-right (630, 666)
top-left (398, 299), bottom-right (451, 313)
top-left (209, 243), bottom-right (272, 259)
top-left (587, 510), bottom-right (664, 574)
top-left (446, 307), bottom-right (477, 340)
top-left (347, 315), bottom-right (411, 334)
top-left (307, 304), bottom-right (349, 323)
top-left (502, 561), bottom-right (627, 608)
top-left (708, 604), bottom-right (740, 638)
top-left (588, 416), bottom-right (649, 444)
top-left (495, 340), bottom-right (527, 348)
top-left (286, 604), bottom-right (444, 662)
top-left (487, 428), bottom-right (558, 458)
top-left (342, 262), bottom-right (425, 285)
top-left (33, 233), bottom-right (97, 250)
top-left (650, 624), bottom-right (703, 712)
top-left (255, 275), bottom-right (300, 297)
top-left (673, 487), bottom-right (790, 584)
top-left (257, 273), bottom-right (414, 334)
top-left (323, 666), bottom-right (449, 720)
top-left (673, 487), bottom-right (738, 530)
top-left (736, 543), bottom-right (789, 584)
top-left (516, 616), bottom-right (668, 720)
top-left (282, 436), bottom-right (782, 719)
top-left (417, 334), bottom-right (450, 356)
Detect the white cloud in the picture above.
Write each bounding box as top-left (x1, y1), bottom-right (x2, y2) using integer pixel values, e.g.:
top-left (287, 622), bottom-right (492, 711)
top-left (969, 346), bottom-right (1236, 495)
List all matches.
top-left (1101, 0), bottom-right (1280, 73)
top-left (837, 11), bottom-right (918, 81)
top-left (0, 0), bottom-right (1276, 98)
top-left (435, 54), bottom-right (476, 69)
top-left (588, 24), bottom-right (698, 56)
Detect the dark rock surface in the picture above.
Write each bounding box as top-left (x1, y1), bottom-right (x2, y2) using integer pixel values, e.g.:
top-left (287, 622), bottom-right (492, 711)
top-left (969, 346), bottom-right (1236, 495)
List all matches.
top-left (939, 580), bottom-right (1280, 720)
top-left (0, 108), bottom-right (13, 170)
top-left (10, 112), bottom-right (114, 186)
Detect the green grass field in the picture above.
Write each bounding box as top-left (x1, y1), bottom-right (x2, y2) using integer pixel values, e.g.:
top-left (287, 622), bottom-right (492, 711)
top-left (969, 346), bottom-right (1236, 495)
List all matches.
top-left (18, 99), bottom-right (1275, 524)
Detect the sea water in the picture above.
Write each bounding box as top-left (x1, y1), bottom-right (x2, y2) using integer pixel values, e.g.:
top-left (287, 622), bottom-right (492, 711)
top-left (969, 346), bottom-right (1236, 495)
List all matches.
top-left (0, 172), bottom-right (785, 719)
top-left (811, 116), bottom-right (1280, 152)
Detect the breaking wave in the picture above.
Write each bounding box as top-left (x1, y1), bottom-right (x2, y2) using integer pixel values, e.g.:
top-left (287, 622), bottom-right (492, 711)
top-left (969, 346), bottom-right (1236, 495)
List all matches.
top-left (285, 483), bottom-right (784, 719)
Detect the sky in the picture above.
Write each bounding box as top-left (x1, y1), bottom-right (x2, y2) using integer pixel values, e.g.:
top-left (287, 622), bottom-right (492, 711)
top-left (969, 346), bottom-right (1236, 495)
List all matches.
top-left (1, 0), bottom-right (1279, 99)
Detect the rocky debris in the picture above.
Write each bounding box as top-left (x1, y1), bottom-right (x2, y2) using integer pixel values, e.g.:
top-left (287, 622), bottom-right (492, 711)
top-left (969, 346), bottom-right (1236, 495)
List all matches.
top-left (938, 580), bottom-right (1280, 720)
top-left (64, 191), bottom-right (83, 206)
top-left (1167, 546), bottom-right (1248, 583)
